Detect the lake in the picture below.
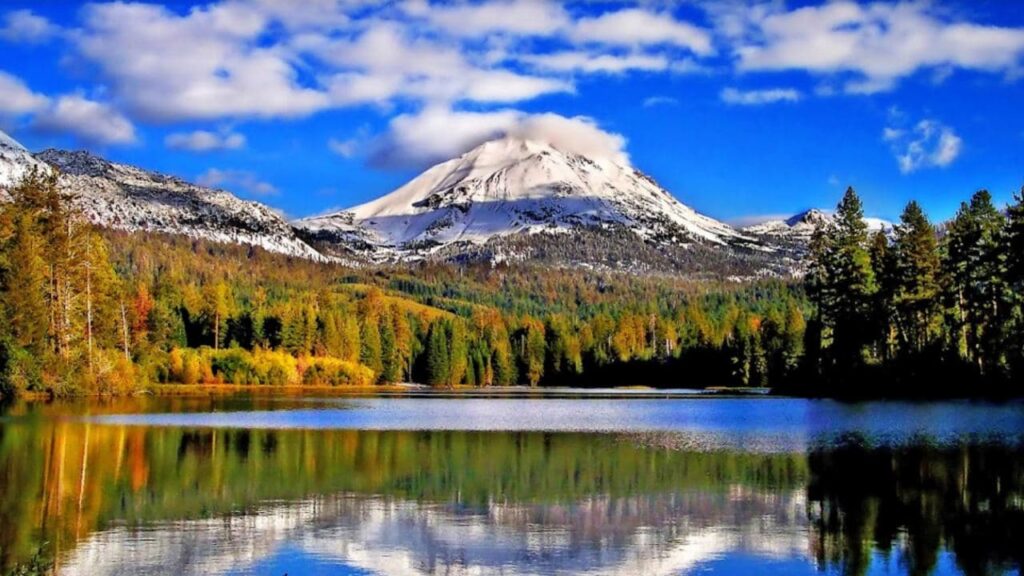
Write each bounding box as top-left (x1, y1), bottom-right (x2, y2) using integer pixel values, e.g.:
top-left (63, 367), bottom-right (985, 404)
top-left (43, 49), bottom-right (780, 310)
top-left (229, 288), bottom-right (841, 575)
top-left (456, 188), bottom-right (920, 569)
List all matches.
top-left (1, 393), bottom-right (1022, 575)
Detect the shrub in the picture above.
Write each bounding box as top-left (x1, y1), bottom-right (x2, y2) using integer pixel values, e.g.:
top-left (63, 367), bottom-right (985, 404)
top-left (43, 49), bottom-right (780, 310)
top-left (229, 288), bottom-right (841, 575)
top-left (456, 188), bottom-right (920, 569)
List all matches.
top-left (301, 356), bottom-right (375, 387)
top-left (2, 346), bottom-right (42, 394)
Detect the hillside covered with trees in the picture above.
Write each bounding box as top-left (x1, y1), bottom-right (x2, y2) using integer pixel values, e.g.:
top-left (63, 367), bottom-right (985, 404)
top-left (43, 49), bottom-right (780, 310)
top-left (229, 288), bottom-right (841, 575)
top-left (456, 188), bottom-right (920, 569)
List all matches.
top-left (1, 169), bottom-right (1022, 398)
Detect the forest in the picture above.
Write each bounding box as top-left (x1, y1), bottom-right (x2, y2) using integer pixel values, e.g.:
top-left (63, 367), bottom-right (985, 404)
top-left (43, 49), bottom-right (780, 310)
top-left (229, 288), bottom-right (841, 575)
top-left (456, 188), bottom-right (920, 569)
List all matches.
top-left (803, 186), bottom-right (1024, 396)
top-left (0, 169), bottom-right (1022, 397)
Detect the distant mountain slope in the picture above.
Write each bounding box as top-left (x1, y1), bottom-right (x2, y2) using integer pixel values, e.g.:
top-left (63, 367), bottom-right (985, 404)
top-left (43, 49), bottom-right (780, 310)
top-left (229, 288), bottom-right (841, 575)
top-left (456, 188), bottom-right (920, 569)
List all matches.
top-left (298, 137), bottom-right (774, 274)
top-left (0, 129), bottom-right (324, 260)
top-left (0, 130), bottom-right (51, 190)
top-left (744, 209), bottom-right (893, 241)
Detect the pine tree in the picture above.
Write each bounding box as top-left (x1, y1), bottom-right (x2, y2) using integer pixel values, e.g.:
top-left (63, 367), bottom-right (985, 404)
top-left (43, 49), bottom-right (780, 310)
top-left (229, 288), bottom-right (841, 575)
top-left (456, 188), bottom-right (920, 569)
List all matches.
top-left (1003, 189), bottom-right (1024, 380)
top-left (891, 201), bottom-right (940, 353)
top-left (3, 213), bottom-right (49, 355)
top-left (782, 303), bottom-right (806, 378)
top-left (424, 321), bottom-right (450, 387)
top-left (447, 319), bottom-right (468, 386)
top-left (359, 314), bottom-right (383, 375)
top-left (379, 307), bottom-right (400, 384)
top-left (340, 313), bottom-right (361, 363)
top-left (392, 310), bottom-right (414, 382)
top-left (809, 187), bottom-right (876, 377)
top-left (1006, 189), bottom-right (1024, 290)
top-left (868, 230), bottom-right (895, 360)
top-left (943, 190), bottom-right (1006, 374)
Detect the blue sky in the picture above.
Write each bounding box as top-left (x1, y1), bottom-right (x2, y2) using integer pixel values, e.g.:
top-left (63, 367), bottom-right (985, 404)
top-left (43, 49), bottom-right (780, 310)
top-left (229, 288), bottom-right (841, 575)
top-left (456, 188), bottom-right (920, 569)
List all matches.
top-left (0, 0), bottom-right (1022, 224)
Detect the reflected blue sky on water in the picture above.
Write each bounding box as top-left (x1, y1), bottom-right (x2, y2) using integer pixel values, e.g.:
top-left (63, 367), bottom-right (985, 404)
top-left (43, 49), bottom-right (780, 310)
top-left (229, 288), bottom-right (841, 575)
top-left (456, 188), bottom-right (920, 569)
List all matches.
top-left (85, 398), bottom-right (1024, 451)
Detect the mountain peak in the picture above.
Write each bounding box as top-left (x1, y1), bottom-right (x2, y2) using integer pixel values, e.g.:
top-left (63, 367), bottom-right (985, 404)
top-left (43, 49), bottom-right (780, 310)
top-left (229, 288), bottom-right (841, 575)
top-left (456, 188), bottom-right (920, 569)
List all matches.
top-left (745, 208), bottom-right (892, 239)
top-left (785, 208), bottom-right (830, 228)
top-left (36, 148), bottom-right (113, 177)
top-left (299, 134), bottom-right (752, 261)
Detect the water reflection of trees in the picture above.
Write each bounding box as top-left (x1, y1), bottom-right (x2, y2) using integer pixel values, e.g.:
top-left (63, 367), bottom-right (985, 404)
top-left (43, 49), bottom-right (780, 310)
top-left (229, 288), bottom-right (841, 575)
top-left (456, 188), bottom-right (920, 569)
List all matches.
top-left (0, 422), bottom-right (807, 573)
top-left (0, 418), bottom-right (1021, 575)
top-left (807, 438), bottom-right (1024, 576)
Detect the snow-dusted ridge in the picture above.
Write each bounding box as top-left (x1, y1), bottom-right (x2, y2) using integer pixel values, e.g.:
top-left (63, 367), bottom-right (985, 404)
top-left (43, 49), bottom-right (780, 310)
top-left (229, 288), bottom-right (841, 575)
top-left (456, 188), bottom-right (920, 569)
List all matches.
top-left (2, 128), bottom-right (809, 276)
top-left (744, 209), bottom-right (893, 240)
top-left (0, 130), bottom-right (51, 190)
top-left (0, 129), bottom-right (325, 261)
top-left (299, 137), bottom-right (758, 258)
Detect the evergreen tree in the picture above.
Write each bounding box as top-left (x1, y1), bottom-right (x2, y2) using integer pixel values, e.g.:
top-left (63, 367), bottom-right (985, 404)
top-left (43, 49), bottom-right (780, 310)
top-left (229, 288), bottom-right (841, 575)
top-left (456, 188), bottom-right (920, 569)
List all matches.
top-left (891, 201), bottom-right (940, 353)
top-left (782, 303), bottom-right (806, 378)
top-left (943, 190), bottom-right (1006, 374)
top-left (447, 319), bottom-right (468, 386)
top-left (516, 317), bottom-right (546, 386)
top-left (340, 313), bottom-right (361, 363)
top-left (392, 310), bottom-right (414, 382)
top-left (1003, 189), bottom-right (1024, 379)
top-left (808, 187), bottom-right (876, 379)
top-left (868, 230), bottom-right (895, 360)
top-left (424, 321), bottom-right (450, 387)
top-left (379, 307), bottom-right (400, 384)
top-left (3, 213), bottom-right (49, 355)
top-left (359, 314), bottom-right (383, 375)
top-left (1006, 189), bottom-right (1024, 290)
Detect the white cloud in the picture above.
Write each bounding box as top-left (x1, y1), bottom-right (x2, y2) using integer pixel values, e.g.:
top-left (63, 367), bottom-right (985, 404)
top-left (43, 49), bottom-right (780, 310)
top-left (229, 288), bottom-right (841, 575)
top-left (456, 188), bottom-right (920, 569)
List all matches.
top-left (0, 71), bottom-right (50, 116)
top-left (732, 1), bottom-right (1024, 93)
top-left (720, 87), bottom-right (801, 105)
top-left (197, 168), bottom-right (278, 196)
top-left (34, 95), bottom-right (136, 145)
top-left (520, 51), bottom-right (669, 74)
top-left (242, 0), bottom-right (354, 31)
top-left (165, 129), bottom-right (246, 152)
top-left (409, 0), bottom-right (570, 38)
top-left (884, 118), bottom-right (962, 174)
top-left (371, 106), bottom-right (627, 168)
top-left (509, 113), bottom-right (629, 165)
top-left (0, 9), bottom-right (59, 43)
top-left (307, 22), bottom-right (573, 106)
top-left (51, 1), bottom-right (718, 126)
top-left (370, 106), bottom-right (520, 167)
top-left (328, 137), bottom-right (358, 158)
top-left (459, 70), bottom-right (573, 103)
top-left (571, 9), bottom-right (713, 55)
top-left (75, 2), bottom-right (330, 121)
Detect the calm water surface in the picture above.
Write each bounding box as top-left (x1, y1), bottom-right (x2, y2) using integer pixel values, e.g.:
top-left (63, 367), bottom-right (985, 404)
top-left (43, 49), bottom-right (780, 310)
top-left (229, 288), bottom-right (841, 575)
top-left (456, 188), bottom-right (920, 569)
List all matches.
top-left (0, 393), bottom-right (1022, 575)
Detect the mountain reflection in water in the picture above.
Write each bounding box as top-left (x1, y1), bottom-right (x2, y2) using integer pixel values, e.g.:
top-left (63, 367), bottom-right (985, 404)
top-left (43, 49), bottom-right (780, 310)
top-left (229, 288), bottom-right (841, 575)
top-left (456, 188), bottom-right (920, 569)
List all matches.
top-left (0, 398), bottom-right (1021, 575)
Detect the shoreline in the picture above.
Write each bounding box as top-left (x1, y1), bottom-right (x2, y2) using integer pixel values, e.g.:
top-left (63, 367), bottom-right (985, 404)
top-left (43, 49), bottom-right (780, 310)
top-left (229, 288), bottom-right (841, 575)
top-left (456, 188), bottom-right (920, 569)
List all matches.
top-left (6, 383), bottom-right (777, 402)
top-left (7, 384), bottom-right (1021, 403)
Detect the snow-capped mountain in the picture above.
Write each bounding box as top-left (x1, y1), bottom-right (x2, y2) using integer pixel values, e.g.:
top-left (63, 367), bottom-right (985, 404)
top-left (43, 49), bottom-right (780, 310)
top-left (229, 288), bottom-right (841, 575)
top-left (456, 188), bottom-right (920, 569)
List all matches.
top-left (299, 137), bottom-right (757, 263)
top-left (744, 209), bottom-right (893, 241)
top-left (0, 130), bottom-right (51, 190)
top-left (0, 129), bottom-right (323, 260)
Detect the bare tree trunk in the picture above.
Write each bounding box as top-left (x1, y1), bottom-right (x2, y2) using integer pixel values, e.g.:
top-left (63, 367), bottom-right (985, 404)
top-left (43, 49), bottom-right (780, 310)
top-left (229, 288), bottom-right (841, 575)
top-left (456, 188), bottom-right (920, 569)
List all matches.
top-left (49, 264), bottom-right (60, 357)
top-left (86, 259), bottom-right (93, 376)
top-left (121, 302), bottom-right (130, 361)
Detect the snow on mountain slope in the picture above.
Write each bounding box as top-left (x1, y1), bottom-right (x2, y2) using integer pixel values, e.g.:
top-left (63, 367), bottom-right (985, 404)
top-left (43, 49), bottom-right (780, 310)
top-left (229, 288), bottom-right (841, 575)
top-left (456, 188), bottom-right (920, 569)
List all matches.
top-left (0, 129), bottom-right (51, 190)
top-left (299, 137), bottom-right (754, 256)
top-left (1, 128), bottom-right (324, 260)
top-left (31, 149), bottom-right (325, 260)
top-left (744, 209), bottom-right (892, 241)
